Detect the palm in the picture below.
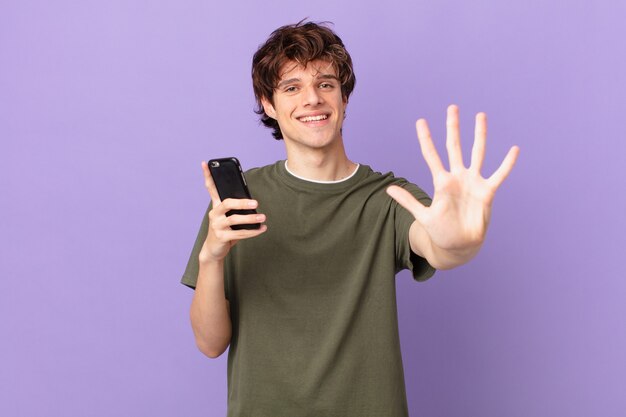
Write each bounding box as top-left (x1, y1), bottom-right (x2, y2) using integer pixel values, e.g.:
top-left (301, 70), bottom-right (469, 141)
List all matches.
top-left (388, 105), bottom-right (519, 252)
top-left (421, 162), bottom-right (495, 250)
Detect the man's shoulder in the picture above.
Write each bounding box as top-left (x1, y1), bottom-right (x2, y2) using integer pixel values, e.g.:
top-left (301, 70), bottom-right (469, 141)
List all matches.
top-left (244, 160), bottom-right (281, 180)
top-left (359, 164), bottom-right (431, 203)
top-left (245, 160), bottom-right (279, 172)
top-left (242, 161), bottom-right (284, 195)
top-left (359, 164), bottom-right (411, 187)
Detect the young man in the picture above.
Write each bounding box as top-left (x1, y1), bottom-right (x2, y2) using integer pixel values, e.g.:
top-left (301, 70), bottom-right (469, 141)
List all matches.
top-left (182, 21), bottom-right (518, 416)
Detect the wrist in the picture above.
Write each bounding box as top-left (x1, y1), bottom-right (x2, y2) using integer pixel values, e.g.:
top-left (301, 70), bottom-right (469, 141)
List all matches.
top-left (198, 252), bottom-right (225, 267)
top-left (197, 256), bottom-right (225, 289)
top-left (198, 238), bottom-right (230, 265)
top-left (428, 240), bottom-right (482, 269)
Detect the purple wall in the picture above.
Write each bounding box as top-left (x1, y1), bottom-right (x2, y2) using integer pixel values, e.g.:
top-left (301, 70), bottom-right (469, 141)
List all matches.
top-left (2, 1), bottom-right (625, 416)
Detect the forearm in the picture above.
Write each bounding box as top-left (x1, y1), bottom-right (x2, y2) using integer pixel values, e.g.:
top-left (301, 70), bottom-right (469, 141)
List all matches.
top-left (190, 259), bottom-right (232, 358)
top-left (409, 220), bottom-right (482, 270)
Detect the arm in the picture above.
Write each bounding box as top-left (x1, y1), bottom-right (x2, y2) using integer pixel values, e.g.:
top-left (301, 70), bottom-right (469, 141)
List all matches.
top-left (190, 162), bottom-right (267, 358)
top-left (387, 105), bottom-right (519, 270)
top-left (190, 259), bottom-right (231, 358)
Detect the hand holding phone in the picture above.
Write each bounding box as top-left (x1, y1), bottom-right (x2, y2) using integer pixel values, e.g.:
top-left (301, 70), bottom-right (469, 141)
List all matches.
top-left (199, 159), bottom-right (266, 263)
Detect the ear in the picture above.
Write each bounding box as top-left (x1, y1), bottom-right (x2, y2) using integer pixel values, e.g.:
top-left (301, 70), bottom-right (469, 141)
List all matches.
top-left (261, 97), bottom-right (277, 119)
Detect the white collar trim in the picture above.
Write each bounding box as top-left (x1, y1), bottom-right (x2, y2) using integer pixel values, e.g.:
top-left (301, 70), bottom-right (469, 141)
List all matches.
top-left (284, 160), bottom-right (360, 184)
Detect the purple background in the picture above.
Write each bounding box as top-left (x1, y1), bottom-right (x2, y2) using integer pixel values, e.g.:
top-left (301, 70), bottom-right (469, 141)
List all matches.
top-left (2, 1), bottom-right (625, 416)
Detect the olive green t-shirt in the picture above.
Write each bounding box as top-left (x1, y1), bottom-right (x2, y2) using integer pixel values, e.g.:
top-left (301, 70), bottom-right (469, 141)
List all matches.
top-left (182, 161), bottom-right (435, 417)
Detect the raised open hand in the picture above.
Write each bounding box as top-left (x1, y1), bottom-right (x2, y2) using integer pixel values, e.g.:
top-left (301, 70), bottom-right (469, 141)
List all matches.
top-left (387, 105), bottom-right (519, 265)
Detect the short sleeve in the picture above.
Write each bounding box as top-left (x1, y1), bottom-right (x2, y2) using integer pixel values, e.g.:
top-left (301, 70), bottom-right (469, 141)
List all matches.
top-left (394, 182), bottom-right (436, 282)
top-left (180, 203), bottom-right (232, 300)
top-left (180, 204), bottom-right (210, 289)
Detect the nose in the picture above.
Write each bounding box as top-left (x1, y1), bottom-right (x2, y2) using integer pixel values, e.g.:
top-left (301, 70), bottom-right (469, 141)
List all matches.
top-left (302, 84), bottom-right (324, 106)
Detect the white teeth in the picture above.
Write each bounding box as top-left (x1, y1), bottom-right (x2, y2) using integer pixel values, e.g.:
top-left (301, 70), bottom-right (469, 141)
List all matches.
top-left (299, 114), bottom-right (328, 122)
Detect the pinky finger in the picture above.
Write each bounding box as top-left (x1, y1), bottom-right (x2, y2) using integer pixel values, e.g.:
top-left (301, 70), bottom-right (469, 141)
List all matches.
top-left (488, 146), bottom-right (520, 189)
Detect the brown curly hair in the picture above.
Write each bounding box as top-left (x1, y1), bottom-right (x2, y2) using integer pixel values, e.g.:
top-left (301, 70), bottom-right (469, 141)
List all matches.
top-left (251, 20), bottom-right (356, 140)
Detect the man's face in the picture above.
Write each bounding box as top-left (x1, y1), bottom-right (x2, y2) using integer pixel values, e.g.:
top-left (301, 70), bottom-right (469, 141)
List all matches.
top-left (261, 60), bottom-right (347, 151)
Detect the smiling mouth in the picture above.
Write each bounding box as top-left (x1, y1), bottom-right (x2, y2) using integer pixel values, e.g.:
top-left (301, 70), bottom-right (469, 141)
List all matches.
top-left (298, 114), bottom-right (329, 122)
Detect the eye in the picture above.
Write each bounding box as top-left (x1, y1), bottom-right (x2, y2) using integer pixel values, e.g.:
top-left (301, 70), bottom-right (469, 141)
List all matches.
top-left (319, 82), bottom-right (335, 89)
top-left (284, 86), bottom-right (298, 93)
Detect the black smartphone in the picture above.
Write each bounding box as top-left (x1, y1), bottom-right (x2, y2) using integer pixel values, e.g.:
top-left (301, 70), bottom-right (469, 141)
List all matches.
top-left (208, 157), bottom-right (260, 230)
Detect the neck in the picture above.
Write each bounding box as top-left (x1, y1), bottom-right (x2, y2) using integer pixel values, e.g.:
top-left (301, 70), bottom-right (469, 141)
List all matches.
top-left (284, 141), bottom-right (355, 182)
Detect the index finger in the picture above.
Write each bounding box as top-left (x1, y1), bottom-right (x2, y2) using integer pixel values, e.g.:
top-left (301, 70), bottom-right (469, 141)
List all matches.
top-left (201, 161), bottom-right (221, 205)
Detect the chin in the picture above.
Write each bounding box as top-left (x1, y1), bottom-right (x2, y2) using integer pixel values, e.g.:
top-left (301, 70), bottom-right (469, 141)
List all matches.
top-left (300, 137), bottom-right (339, 150)
top-left (300, 130), bottom-right (342, 146)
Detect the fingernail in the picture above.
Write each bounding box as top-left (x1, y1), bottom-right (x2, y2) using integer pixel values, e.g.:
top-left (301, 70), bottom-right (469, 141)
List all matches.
top-left (248, 201), bottom-right (257, 207)
top-left (256, 215), bottom-right (265, 221)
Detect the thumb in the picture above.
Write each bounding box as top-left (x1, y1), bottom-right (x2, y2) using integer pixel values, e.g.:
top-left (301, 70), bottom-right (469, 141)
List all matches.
top-left (386, 185), bottom-right (428, 221)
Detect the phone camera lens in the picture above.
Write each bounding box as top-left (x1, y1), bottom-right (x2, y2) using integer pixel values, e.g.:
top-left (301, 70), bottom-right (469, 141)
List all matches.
top-left (210, 161), bottom-right (220, 168)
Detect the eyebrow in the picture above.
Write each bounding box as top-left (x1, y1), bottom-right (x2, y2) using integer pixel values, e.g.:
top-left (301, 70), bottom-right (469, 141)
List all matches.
top-left (276, 73), bottom-right (340, 89)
